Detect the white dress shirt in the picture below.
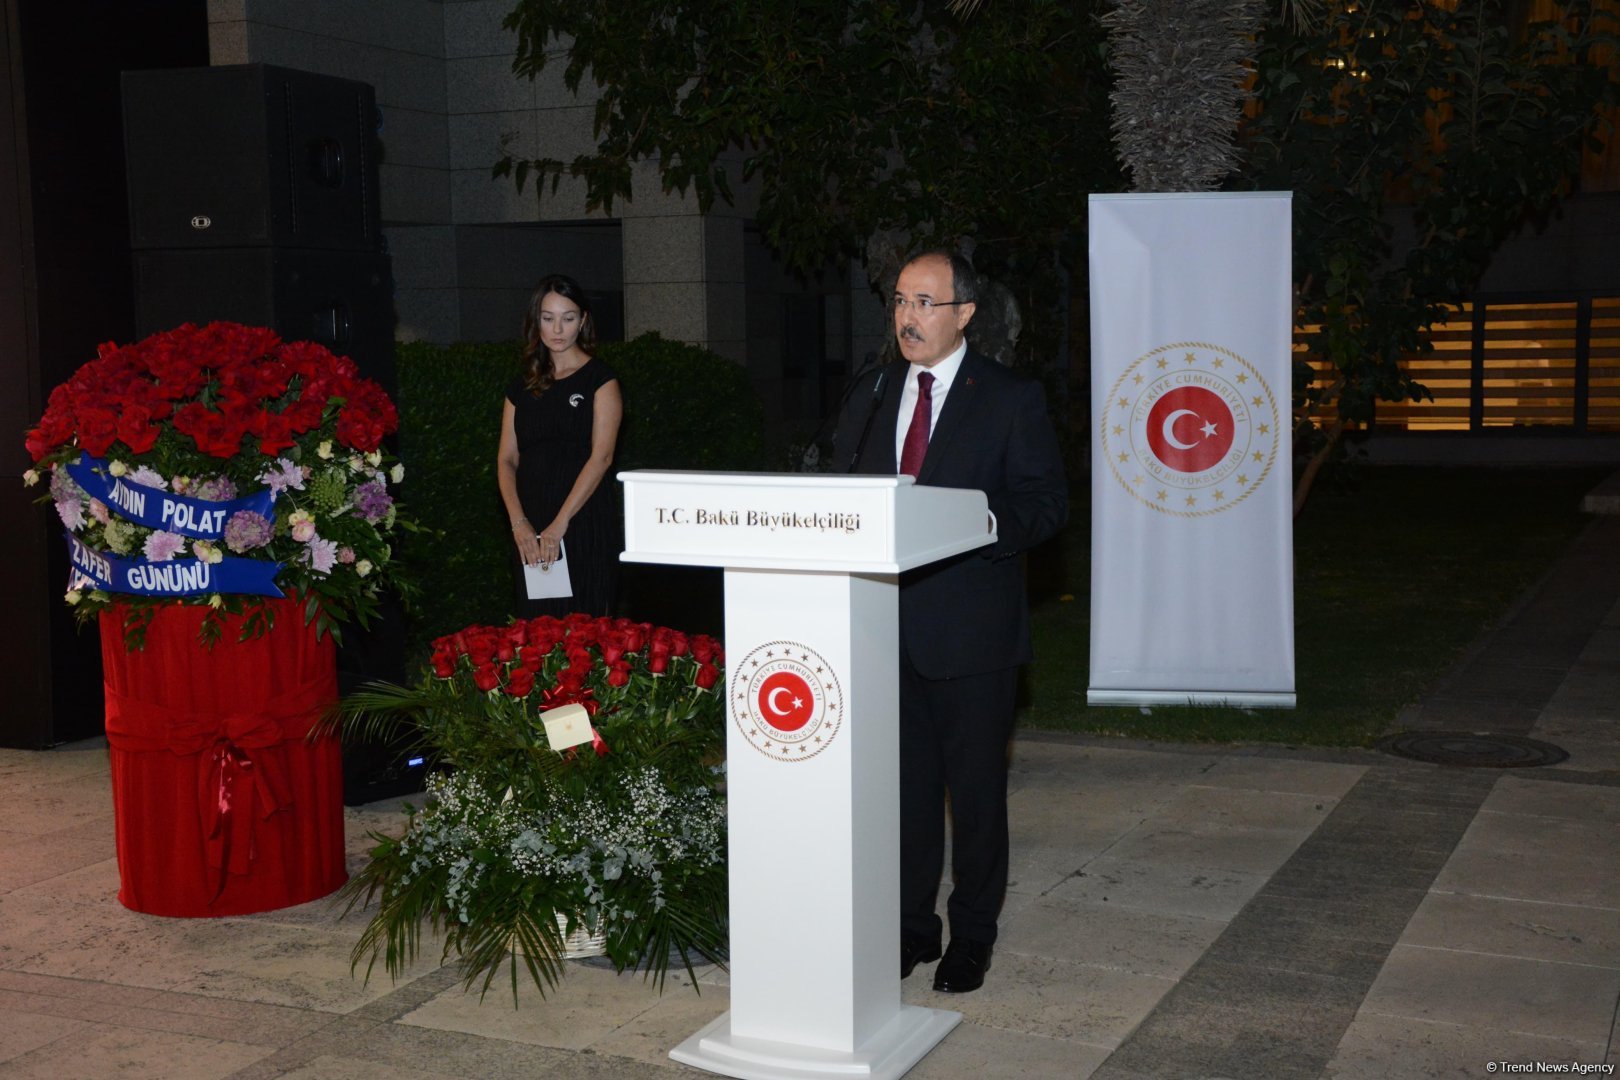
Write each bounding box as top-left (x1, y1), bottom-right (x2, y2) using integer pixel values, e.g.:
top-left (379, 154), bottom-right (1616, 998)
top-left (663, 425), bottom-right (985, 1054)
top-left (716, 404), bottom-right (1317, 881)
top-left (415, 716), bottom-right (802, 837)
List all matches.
top-left (893, 338), bottom-right (968, 468)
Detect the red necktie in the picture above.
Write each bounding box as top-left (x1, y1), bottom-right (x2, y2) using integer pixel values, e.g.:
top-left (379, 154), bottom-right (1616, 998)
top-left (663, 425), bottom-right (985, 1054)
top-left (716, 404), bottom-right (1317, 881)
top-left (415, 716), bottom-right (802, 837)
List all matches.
top-left (899, 371), bottom-right (934, 478)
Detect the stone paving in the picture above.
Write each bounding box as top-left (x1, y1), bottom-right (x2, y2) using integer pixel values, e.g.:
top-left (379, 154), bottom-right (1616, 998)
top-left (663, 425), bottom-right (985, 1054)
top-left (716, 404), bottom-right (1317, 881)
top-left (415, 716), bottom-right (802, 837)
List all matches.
top-left (1, 520), bottom-right (1616, 1079)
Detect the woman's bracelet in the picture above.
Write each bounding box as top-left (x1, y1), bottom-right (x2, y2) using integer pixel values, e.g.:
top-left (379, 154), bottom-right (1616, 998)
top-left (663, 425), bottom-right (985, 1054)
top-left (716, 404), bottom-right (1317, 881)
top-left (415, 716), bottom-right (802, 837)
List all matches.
top-left (510, 517), bottom-right (530, 531)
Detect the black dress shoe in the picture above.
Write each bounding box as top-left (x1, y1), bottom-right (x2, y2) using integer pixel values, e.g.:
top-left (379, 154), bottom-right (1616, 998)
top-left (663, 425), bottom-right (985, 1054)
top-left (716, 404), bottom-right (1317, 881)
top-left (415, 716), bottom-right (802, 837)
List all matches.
top-left (900, 935), bottom-right (942, 978)
top-left (932, 939), bottom-right (992, 993)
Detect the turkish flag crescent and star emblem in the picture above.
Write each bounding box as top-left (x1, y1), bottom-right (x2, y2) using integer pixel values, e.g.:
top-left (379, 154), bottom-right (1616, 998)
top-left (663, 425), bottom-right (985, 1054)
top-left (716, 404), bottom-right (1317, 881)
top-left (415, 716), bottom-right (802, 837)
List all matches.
top-left (731, 641), bottom-right (844, 760)
top-left (1145, 386), bottom-right (1235, 473)
top-left (756, 670), bottom-right (815, 732)
top-left (1100, 343), bottom-right (1281, 518)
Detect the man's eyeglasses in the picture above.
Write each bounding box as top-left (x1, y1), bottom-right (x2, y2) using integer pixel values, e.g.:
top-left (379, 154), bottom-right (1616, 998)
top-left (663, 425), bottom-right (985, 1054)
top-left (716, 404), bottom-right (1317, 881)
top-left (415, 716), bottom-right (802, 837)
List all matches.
top-left (891, 295), bottom-right (967, 314)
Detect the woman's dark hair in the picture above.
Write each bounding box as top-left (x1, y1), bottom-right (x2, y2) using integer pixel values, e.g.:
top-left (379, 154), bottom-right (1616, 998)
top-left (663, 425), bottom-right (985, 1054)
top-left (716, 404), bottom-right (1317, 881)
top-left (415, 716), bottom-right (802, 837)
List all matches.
top-left (522, 274), bottom-right (596, 395)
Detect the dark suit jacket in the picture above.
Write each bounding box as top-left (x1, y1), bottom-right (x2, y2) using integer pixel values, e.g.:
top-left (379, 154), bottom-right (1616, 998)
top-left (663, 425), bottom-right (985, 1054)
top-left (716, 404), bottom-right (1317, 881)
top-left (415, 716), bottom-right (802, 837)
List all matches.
top-left (831, 350), bottom-right (1068, 679)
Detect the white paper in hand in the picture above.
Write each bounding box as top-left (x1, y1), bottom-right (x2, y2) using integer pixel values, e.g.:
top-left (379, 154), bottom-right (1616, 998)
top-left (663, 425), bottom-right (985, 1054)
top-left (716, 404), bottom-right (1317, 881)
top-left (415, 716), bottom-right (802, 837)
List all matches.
top-left (523, 538), bottom-right (573, 599)
top-left (541, 702), bottom-right (594, 751)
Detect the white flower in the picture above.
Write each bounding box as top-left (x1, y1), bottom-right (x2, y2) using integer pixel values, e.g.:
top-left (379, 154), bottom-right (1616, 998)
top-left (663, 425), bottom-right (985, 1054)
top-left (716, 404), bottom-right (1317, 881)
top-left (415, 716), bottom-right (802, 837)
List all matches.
top-left (65, 589), bottom-right (82, 605)
top-left (107, 460), bottom-right (128, 477)
top-left (22, 469), bottom-right (39, 487)
top-left (390, 462), bottom-right (405, 484)
top-left (366, 450), bottom-right (382, 467)
top-left (355, 559), bottom-right (374, 578)
top-left (128, 465), bottom-right (168, 490)
top-left (348, 455), bottom-right (365, 473)
top-left (316, 440), bottom-right (333, 460)
top-left (191, 540), bottom-right (223, 565)
top-left (208, 593), bottom-right (224, 608)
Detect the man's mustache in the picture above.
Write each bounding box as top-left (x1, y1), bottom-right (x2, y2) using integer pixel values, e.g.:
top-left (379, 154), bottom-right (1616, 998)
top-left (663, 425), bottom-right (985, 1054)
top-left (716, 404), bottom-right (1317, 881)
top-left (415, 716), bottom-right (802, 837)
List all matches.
top-left (900, 327), bottom-right (923, 342)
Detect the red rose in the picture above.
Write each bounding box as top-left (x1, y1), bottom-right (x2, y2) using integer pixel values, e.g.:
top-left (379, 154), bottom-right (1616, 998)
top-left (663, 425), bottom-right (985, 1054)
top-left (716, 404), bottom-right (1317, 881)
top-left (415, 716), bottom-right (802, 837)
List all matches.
top-left (76, 407), bottom-right (119, 457)
top-left (172, 402), bottom-right (245, 458)
top-left (284, 395), bottom-right (326, 432)
top-left (25, 407), bottom-right (76, 460)
top-left (334, 381), bottom-right (397, 452)
top-left (607, 665), bottom-right (630, 688)
top-left (671, 633), bottom-right (690, 658)
top-left (691, 636), bottom-right (716, 663)
top-left (116, 405), bottom-right (163, 454)
top-left (465, 632), bottom-right (497, 667)
top-left (647, 654), bottom-right (668, 675)
top-left (472, 664), bottom-right (501, 693)
top-left (695, 663), bottom-right (720, 689)
top-left (250, 409), bottom-right (296, 455)
top-left (431, 654), bottom-right (456, 679)
top-left (504, 667), bottom-right (535, 697)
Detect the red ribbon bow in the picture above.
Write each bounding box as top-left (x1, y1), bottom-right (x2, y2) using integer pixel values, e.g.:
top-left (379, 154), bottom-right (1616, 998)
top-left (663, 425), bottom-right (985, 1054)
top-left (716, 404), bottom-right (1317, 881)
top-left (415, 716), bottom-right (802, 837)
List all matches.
top-left (200, 730), bottom-right (291, 902)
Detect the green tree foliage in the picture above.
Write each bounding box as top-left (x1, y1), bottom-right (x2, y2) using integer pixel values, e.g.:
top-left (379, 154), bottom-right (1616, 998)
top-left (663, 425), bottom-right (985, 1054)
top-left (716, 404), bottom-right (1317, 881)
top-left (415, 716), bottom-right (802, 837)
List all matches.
top-left (497, 0), bottom-right (1119, 311)
top-left (1238, 1), bottom-right (1617, 508)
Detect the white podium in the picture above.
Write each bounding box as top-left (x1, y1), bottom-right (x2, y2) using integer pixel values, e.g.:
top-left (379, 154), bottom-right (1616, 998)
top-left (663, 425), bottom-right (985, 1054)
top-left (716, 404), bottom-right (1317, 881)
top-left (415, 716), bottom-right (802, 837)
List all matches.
top-left (620, 471), bottom-right (994, 1080)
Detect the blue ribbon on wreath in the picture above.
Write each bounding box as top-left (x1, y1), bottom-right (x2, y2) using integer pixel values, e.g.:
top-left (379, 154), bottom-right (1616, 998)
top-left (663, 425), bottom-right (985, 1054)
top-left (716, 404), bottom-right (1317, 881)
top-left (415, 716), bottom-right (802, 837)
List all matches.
top-left (67, 533), bottom-right (285, 598)
top-left (65, 453), bottom-right (277, 540)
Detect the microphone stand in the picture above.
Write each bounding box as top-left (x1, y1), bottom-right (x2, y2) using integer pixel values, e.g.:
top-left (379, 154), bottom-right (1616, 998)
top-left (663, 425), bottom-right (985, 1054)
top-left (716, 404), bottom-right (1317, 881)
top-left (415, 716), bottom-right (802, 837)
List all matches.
top-left (845, 367), bottom-right (889, 473)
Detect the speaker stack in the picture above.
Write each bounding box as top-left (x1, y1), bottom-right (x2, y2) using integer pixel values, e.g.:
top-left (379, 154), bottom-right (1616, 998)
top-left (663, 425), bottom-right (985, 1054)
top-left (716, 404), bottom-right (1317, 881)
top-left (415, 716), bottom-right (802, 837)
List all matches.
top-left (122, 64), bottom-right (419, 804)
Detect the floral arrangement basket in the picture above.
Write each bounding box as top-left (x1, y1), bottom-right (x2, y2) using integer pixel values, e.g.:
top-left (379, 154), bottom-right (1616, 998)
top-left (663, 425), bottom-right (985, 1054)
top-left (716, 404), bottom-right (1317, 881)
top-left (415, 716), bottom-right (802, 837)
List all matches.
top-left (339, 613), bottom-right (729, 999)
top-left (25, 321), bottom-right (409, 645)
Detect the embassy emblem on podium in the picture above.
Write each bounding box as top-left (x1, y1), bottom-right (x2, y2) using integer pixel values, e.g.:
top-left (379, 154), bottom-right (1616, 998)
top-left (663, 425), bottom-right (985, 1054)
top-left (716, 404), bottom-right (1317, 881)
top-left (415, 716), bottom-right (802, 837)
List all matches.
top-left (731, 641), bottom-right (844, 761)
top-left (1100, 341), bottom-right (1282, 518)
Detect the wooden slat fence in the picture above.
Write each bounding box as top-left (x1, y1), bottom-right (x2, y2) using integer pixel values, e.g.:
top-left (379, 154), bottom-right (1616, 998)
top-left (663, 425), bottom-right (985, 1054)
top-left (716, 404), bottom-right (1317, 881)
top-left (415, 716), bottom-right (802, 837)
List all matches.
top-left (1295, 294), bottom-right (1620, 433)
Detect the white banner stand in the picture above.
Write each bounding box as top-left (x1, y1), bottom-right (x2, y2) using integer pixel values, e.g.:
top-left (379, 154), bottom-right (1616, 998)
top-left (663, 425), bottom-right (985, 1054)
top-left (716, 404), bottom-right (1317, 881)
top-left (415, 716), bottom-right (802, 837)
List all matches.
top-left (621, 470), bottom-right (992, 1080)
top-left (1087, 192), bottom-right (1296, 708)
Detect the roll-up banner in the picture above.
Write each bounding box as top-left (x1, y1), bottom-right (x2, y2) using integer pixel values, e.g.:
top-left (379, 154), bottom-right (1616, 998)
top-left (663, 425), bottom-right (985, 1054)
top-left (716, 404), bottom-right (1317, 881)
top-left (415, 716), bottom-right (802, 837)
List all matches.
top-left (1088, 192), bottom-right (1295, 708)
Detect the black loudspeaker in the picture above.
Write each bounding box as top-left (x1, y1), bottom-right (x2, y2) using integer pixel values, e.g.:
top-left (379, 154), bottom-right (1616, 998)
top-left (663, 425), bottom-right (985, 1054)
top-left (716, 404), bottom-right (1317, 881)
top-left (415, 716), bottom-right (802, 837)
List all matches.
top-left (121, 64), bottom-right (379, 252)
top-left (337, 594), bottom-right (426, 805)
top-left (133, 247), bottom-right (396, 395)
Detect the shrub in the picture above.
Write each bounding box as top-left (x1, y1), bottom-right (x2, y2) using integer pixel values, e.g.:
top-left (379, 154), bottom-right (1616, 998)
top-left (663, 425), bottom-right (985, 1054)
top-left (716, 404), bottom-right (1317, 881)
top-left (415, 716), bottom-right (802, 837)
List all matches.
top-left (394, 334), bottom-right (766, 657)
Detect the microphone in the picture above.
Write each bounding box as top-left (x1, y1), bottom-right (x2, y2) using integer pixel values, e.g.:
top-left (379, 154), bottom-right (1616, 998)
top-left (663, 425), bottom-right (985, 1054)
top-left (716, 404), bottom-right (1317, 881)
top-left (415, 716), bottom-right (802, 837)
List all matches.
top-left (846, 368), bottom-right (889, 473)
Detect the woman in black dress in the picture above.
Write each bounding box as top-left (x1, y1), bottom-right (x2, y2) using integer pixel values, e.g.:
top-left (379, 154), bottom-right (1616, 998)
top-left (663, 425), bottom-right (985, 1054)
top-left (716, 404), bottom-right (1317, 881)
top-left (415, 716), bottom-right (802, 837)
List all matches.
top-left (497, 275), bottom-right (623, 617)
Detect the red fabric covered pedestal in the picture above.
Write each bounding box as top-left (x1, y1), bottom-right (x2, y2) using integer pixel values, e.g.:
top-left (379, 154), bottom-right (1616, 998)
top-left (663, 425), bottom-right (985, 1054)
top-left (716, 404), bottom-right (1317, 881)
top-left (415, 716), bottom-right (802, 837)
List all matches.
top-left (99, 598), bottom-right (348, 917)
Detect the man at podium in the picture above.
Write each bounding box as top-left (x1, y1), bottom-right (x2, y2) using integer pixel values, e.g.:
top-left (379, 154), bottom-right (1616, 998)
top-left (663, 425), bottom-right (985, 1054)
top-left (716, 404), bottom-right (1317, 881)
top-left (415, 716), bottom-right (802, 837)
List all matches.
top-left (832, 249), bottom-right (1067, 993)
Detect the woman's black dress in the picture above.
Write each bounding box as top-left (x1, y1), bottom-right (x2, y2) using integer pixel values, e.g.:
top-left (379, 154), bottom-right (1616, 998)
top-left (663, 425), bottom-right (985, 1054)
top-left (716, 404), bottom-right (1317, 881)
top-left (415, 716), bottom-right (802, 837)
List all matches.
top-left (506, 358), bottom-right (619, 618)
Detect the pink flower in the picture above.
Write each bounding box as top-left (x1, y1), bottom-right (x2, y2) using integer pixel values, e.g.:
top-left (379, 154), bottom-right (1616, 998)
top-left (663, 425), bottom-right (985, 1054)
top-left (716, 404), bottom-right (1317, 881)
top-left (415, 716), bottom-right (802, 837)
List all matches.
top-left (127, 465), bottom-right (168, 490)
top-left (143, 531), bottom-right (185, 562)
top-left (55, 498), bottom-right (86, 530)
top-left (303, 536), bottom-right (339, 575)
top-left (287, 509), bottom-right (316, 543)
top-left (337, 546), bottom-right (356, 564)
top-left (89, 499), bottom-right (110, 525)
top-left (258, 457), bottom-right (305, 496)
